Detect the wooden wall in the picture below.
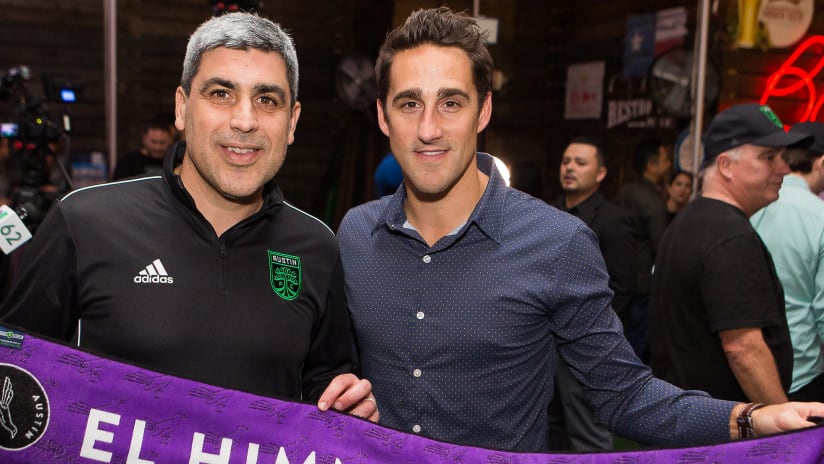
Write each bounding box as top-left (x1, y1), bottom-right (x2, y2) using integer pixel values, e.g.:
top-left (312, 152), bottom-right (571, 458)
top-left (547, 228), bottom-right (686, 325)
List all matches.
top-left (2, 0), bottom-right (824, 220)
top-left (0, 0), bottom-right (391, 217)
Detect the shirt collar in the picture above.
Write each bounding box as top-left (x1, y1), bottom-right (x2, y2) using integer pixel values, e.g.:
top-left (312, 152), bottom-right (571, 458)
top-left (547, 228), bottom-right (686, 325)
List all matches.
top-left (781, 173), bottom-right (809, 190)
top-left (558, 190), bottom-right (604, 221)
top-left (372, 152), bottom-right (507, 245)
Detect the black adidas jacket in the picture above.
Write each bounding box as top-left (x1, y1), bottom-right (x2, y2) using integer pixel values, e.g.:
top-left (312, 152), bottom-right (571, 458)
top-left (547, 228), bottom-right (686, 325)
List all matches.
top-left (1, 143), bottom-right (353, 402)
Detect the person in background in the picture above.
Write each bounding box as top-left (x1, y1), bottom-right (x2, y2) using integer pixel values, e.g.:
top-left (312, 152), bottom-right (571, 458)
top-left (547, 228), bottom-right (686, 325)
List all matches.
top-left (1, 12), bottom-right (377, 420)
top-left (750, 120), bottom-right (824, 402)
top-left (337, 8), bottom-right (824, 453)
top-left (665, 170), bottom-right (693, 223)
top-left (617, 138), bottom-right (671, 361)
top-left (650, 103), bottom-right (807, 405)
top-left (111, 117), bottom-right (174, 180)
top-left (549, 136), bottom-right (636, 451)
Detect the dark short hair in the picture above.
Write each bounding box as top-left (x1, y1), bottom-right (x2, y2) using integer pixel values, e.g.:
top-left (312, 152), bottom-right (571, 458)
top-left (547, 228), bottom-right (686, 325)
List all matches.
top-left (669, 170), bottom-right (693, 185)
top-left (783, 147), bottom-right (821, 174)
top-left (568, 136), bottom-right (607, 167)
top-left (633, 137), bottom-right (663, 175)
top-left (143, 117), bottom-right (173, 135)
top-left (375, 7), bottom-right (493, 110)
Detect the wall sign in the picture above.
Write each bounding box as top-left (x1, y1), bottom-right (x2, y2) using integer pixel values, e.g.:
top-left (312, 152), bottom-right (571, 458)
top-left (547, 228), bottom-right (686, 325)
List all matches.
top-left (564, 61), bottom-right (605, 120)
top-left (759, 0), bottom-right (814, 48)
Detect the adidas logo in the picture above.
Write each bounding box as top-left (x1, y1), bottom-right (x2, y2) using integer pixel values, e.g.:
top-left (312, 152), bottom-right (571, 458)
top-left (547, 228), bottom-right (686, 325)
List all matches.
top-left (133, 258), bottom-right (174, 284)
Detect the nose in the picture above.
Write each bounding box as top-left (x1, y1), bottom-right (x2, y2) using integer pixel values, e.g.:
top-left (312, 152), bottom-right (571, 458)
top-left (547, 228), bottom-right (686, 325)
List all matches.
top-left (775, 154), bottom-right (791, 176)
top-left (230, 99), bottom-right (259, 133)
top-left (417, 106), bottom-right (443, 143)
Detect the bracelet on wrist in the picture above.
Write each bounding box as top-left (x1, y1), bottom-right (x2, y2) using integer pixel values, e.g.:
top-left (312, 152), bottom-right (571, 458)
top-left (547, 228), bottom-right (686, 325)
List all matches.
top-left (737, 402), bottom-right (767, 439)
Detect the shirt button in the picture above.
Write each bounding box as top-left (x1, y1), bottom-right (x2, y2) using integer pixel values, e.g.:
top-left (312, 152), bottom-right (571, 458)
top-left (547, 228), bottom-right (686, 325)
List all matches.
top-left (413, 368), bottom-right (422, 377)
top-left (412, 424), bottom-right (422, 433)
top-left (422, 255), bottom-right (431, 263)
top-left (416, 311), bottom-right (425, 320)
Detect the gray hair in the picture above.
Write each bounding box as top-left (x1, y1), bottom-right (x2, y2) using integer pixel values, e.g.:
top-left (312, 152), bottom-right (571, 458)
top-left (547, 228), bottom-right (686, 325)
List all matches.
top-left (700, 146), bottom-right (742, 186)
top-left (181, 12), bottom-right (299, 105)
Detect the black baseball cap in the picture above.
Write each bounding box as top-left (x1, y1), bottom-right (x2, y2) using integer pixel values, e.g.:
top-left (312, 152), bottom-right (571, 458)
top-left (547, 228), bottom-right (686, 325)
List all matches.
top-left (790, 121), bottom-right (824, 155)
top-left (702, 103), bottom-right (813, 163)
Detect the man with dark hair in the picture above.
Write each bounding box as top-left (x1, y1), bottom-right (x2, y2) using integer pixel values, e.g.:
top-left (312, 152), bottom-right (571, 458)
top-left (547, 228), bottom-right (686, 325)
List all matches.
top-left (559, 137), bottom-right (635, 317)
top-left (1, 12), bottom-right (376, 419)
top-left (617, 137), bottom-right (671, 360)
top-left (112, 117), bottom-right (174, 180)
top-left (337, 7), bottom-right (824, 453)
top-left (750, 121), bottom-right (824, 402)
top-left (550, 136), bottom-right (635, 451)
top-left (650, 103), bottom-right (808, 405)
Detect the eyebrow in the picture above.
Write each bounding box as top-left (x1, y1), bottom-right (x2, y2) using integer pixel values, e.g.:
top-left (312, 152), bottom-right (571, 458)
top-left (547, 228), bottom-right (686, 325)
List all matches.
top-left (199, 77), bottom-right (288, 101)
top-left (391, 87), bottom-right (472, 105)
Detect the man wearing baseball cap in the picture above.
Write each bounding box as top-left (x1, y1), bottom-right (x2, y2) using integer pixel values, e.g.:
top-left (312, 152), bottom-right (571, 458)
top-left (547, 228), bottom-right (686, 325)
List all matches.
top-left (649, 103), bottom-right (812, 404)
top-left (751, 120), bottom-right (824, 402)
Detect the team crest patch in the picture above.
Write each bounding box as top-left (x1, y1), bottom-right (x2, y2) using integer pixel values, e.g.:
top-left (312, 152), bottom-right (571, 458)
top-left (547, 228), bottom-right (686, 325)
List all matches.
top-left (269, 250), bottom-right (302, 301)
top-left (0, 364), bottom-right (49, 451)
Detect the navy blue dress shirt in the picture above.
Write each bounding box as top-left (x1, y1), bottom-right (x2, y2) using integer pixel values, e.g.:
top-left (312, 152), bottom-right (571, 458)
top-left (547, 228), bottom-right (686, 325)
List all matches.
top-left (338, 153), bottom-right (736, 452)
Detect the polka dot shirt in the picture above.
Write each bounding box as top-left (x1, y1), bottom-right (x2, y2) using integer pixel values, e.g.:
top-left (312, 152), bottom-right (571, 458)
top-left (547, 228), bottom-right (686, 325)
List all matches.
top-left (337, 153), bottom-right (736, 452)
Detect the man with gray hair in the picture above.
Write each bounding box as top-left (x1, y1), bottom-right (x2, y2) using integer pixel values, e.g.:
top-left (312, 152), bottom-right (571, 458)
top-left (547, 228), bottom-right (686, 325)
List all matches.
top-left (650, 103), bottom-right (810, 405)
top-left (751, 121), bottom-right (824, 402)
top-left (1, 12), bottom-right (377, 420)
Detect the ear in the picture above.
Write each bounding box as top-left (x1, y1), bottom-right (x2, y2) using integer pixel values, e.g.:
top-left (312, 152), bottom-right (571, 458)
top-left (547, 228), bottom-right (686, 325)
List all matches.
top-left (377, 100), bottom-right (390, 137)
top-left (174, 87), bottom-right (187, 132)
top-left (715, 153), bottom-right (735, 179)
top-left (815, 154), bottom-right (824, 172)
top-left (596, 166), bottom-right (607, 183)
top-left (477, 91), bottom-right (492, 133)
top-left (287, 101), bottom-right (301, 146)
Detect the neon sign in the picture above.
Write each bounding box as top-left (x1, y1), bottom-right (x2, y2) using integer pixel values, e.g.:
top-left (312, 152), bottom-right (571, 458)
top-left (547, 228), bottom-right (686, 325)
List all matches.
top-left (760, 35), bottom-right (824, 122)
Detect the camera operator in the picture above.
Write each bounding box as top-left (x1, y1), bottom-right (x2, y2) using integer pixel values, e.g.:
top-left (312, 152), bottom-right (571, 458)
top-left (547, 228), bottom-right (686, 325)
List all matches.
top-left (0, 66), bottom-right (76, 299)
top-left (0, 67), bottom-right (76, 231)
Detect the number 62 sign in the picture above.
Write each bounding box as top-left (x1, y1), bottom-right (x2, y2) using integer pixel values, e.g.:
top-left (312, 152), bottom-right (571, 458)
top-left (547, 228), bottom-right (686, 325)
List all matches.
top-left (0, 205), bottom-right (32, 255)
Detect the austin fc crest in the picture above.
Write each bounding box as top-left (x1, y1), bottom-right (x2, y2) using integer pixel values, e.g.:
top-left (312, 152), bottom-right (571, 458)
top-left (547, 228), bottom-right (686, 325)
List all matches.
top-left (0, 364), bottom-right (49, 451)
top-left (269, 250), bottom-right (302, 301)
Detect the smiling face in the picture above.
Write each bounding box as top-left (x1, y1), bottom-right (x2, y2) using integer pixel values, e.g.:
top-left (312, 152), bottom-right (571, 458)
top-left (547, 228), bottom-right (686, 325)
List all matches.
top-left (376, 44), bottom-right (491, 201)
top-left (175, 46), bottom-right (300, 206)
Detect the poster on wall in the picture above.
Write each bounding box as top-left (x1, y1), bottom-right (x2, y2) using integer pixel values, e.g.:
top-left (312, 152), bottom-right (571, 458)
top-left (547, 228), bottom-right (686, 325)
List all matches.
top-left (623, 7), bottom-right (687, 77)
top-left (760, 0), bottom-right (814, 48)
top-left (655, 7), bottom-right (688, 56)
top-left (736, 0), bottom-right (814, 49)
top-left (623, 13), bottom-right (655, 77)
top-left (564, 61), bottom-right (605, 120)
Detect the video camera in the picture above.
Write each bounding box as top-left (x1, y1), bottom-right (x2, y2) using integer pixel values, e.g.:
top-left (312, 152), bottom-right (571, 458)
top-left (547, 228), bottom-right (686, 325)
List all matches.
top-left (0, 65), bottom-right (82, 231)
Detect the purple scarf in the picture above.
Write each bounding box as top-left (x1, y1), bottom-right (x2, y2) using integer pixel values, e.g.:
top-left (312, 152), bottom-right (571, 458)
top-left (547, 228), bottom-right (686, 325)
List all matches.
top-left (0, 329), bottom-right (821, 463)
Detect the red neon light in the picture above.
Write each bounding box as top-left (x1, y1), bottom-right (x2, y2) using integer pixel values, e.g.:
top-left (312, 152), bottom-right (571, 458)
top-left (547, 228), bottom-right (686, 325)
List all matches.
top-left (760, 36), bottom-right (824, 122)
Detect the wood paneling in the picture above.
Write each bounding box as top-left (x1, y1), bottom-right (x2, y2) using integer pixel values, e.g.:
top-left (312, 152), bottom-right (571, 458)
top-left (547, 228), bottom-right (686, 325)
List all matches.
top-left (4, 1), bottom-right (823, 217)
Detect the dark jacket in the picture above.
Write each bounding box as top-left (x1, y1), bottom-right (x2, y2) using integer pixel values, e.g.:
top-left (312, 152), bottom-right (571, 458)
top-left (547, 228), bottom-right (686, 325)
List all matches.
top-left (1, 142), bottom-right (353, 401)
top-left (618, 179), bottom-right (668, 294)
top-left (557, 190), bottom-right (637, 316)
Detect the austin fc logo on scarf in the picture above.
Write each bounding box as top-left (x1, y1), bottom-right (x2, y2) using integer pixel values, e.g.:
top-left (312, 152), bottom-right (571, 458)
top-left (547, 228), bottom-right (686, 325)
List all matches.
top-left (269, 250), bottom-right (302, 301)
top-left (0, 364), bottom-right (49, 451)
